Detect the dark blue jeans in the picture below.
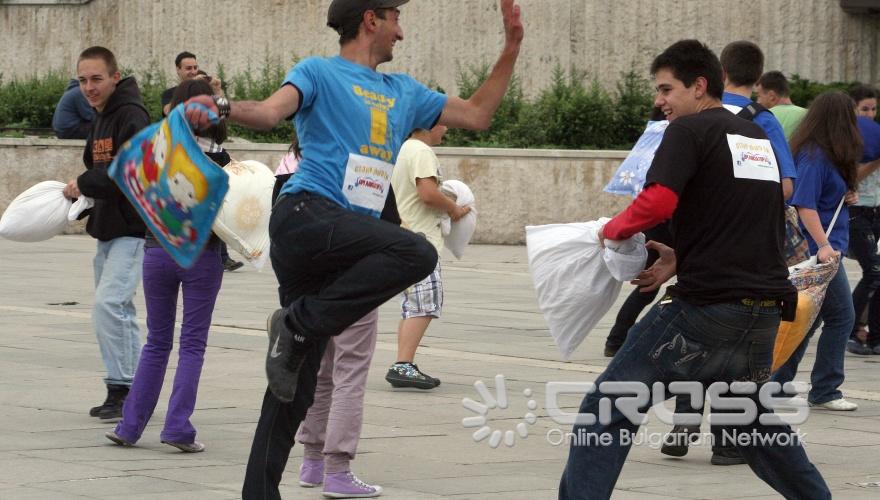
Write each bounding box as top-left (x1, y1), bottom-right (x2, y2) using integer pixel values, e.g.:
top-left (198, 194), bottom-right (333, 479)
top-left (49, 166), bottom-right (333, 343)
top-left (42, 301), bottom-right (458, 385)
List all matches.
top-left (772, 264), bottom-right (854, 404)
top-left (848, 206), bottom-right (880, 344)
top-left (242, 192), bottom-right (437, 499)
top-left (559, 298), bottom-right (829, 500)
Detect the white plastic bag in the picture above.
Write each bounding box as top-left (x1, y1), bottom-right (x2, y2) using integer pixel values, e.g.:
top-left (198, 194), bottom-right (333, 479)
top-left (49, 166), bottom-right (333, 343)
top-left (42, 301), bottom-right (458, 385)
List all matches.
top-left (211, 160), bottom-right (275, 270)
top-left (0, 181), bottom-right (72, 242)
top-left (439, 179), bottom-right (477, 259)
top-left (526, 219), bottom-right (647, 359)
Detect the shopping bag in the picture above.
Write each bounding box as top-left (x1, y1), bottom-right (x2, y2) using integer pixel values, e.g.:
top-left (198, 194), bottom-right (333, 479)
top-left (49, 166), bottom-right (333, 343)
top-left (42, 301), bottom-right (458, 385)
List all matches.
top-left (772, 260), bottom-right (838, 371)
top-left (212, 160), bottom-right (275, 270)
top-left (0, 181), bottom-right (71, 242)
top-left (604, 120), bottom-right (669, 197)
top-left (108, 102), bottom-right (229, 268)
top-left (526, 219), bottom-right (646, 359)
top-left (439, 180), bottom-right (477, 259)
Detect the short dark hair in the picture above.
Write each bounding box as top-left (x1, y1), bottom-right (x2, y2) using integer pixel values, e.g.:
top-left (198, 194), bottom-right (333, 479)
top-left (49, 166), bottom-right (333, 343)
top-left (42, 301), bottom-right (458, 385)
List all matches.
top-left (650, 39), bottom-right (724, 99)
top-left (720, 41), bottom-right (764, 87)
top-left (848, 83), bottom-right (878, 104)
top-left (170, 79), bottom-right (227, 144)
top-left (78, 46), bottom-right (119, 74)
top-left (337, 8), bottom-right (391, 45)
top-left (175, 51), bottom-right (196, 68)
top-left (756, 71), bottom-right (790, 97)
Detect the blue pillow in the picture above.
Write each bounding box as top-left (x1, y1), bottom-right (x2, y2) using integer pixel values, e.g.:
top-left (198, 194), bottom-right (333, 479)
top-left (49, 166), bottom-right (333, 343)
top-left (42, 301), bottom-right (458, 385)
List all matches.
top-left (604, 120), bottom-right (669, 197)
top-left (109, 103), bottom-right (229, 268)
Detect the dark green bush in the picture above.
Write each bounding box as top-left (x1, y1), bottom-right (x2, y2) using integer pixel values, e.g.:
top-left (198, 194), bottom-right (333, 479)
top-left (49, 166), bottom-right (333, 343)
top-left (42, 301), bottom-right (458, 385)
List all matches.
top-left (1, 64), bottom-right (874, 146)
top-left (0, 71), bottom-right (68, 128)
top-left (787, 75), bottom-right (852, 108)
top-left (224, 56), bottom-right (298, 144)
top-left (445, 65), bottom-right (653, 149)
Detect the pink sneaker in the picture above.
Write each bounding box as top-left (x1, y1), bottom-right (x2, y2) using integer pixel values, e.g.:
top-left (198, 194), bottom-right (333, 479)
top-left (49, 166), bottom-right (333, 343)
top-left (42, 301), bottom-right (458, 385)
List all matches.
top-left (299, 458), bottom-right (324, 487)
top-left (322, 471), bottom-right (382, 498)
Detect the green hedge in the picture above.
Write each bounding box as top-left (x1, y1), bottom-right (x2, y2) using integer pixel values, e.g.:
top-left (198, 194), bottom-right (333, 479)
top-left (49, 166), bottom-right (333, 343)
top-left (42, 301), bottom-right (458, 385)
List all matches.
top-left (0, 64), bottom-right (872, 148)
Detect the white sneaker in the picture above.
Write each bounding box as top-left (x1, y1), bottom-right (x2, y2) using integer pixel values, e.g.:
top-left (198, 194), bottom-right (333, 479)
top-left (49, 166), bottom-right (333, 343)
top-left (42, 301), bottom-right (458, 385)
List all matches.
top-left (810, 398), bottom-right (858, 411)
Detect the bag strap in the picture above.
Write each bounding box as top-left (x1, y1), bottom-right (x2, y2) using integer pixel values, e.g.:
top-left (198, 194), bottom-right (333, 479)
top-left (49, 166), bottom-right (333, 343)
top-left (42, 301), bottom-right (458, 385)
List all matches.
top-left (824, 195), bottom-right (846, 238)
top-left (736, 102), bottom-right (770, 121)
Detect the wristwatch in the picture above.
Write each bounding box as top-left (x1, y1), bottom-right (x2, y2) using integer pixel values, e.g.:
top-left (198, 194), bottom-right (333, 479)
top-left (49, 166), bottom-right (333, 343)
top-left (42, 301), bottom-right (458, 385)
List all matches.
top-left (212, 95), bottom-right (231, 120)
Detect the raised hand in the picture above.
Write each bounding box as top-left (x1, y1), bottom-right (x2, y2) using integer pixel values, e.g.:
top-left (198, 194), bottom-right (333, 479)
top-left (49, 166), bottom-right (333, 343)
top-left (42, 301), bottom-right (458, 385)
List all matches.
top-left (500, 0), bottom-right (524, 47)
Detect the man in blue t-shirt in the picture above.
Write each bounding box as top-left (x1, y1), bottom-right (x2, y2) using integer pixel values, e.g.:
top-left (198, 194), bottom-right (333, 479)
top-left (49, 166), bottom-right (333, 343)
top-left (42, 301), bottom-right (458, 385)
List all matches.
top-left (186, 0), bottom-right (523, 497)
top-left (720, 41), bottom-right (797, 201)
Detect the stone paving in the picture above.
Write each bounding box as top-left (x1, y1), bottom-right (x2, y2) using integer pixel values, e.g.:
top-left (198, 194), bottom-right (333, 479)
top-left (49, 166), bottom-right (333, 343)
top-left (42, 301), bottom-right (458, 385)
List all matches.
top-left (1, 235), bottom-right (880, 499)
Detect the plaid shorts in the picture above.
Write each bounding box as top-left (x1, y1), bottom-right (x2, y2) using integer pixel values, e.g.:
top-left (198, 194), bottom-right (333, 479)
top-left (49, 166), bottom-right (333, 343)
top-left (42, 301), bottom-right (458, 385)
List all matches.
top-left (401, 259), bottom-right (443, 319)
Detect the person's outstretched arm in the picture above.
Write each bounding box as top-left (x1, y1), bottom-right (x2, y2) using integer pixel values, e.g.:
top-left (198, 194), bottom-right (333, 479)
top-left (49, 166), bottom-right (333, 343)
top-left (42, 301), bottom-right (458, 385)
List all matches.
top-left (438, 0), bottom-right (524, 130)
top-left (185, 84), bottom-right (300, 131)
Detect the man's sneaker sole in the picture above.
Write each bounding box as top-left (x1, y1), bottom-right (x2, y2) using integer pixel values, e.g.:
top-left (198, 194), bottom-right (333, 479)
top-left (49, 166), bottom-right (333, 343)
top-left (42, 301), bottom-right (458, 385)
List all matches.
top-left (385, 372), bottom-right (436, 390)
top-left (266, 309), bottom-right (306, 403)
top-left (847, 340), bottom-right (873, 355)
top-left (809, 399), bottom-right (858, 411)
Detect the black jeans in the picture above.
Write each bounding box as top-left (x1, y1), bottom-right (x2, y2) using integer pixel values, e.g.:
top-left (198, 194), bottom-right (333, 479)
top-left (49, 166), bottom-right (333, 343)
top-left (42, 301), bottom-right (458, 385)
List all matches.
top-left (241, 192), bottom-right (437, 499)
top-left (848, 206), bottom-right (880, 344)
top-left (605, 222), bottom-right (672, 349)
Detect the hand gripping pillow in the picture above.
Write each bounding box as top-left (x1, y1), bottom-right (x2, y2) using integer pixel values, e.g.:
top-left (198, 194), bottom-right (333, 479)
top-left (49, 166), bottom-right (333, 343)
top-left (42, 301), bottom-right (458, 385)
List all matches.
top-left (212, 160), bottom-right (275, 270)
top-left (439, 179), bottom-right (477, 259)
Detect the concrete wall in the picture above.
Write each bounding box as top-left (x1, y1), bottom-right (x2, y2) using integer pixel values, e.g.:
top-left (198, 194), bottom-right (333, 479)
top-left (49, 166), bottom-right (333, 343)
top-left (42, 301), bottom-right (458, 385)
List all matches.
top-left (2, 0), bottom-right (878, 96)
top-left (0, 138), bottom-right (630, 244)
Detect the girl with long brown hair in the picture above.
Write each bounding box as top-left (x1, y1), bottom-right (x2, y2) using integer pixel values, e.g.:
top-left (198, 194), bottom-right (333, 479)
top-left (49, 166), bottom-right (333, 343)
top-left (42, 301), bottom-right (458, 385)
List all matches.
top-left (772, 91), bottom-right (862, 411)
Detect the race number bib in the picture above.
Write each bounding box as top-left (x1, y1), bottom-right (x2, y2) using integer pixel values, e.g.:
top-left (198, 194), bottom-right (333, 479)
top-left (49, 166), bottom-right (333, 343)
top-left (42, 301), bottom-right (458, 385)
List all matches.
top-left (342, 153), bottom-right (394, 217)
top-left (726, 134), bottom-right (780, 183)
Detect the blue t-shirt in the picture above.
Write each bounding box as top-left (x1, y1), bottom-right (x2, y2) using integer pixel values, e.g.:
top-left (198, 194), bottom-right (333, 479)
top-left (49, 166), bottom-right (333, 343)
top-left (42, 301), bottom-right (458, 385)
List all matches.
top-left (723, 92), bottom-right (797, 181)
top-left (279, 56), bottom-right (448, 216)
top-left (857, 116), bottom-right (880, 163)
top-left (790, 148), bottom-right (848, 254)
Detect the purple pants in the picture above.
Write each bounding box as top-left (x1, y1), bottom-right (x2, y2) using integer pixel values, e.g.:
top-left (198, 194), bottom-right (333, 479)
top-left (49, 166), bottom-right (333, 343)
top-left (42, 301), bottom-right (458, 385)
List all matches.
top-left (296, 309), bottom-right (379, 473)
top-left (115, 245), bottom-right (223, 444)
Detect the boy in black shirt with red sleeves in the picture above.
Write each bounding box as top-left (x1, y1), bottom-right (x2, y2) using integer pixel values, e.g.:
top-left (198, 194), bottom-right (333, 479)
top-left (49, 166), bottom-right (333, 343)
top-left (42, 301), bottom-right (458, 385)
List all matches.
top-left (558, 39), bottom-right (829, 500)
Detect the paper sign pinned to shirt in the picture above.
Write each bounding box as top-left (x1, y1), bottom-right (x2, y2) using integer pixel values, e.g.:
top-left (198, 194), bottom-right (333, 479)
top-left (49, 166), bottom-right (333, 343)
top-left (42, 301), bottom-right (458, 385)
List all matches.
top-left (342, 153), bottom-right (394, 217)
top-left (726, 134), bottom-right (780, 183)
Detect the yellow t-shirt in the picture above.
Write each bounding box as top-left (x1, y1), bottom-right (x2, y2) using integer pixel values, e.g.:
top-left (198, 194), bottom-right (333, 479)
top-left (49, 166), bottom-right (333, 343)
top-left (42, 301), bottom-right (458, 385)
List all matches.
top-left (392, 138), bottom-right (444, 252)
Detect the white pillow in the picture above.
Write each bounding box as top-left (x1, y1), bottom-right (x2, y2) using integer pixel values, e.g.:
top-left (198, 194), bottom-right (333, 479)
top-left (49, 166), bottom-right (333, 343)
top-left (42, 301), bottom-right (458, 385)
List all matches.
top-left (211, 160), bottom-right (276, 270)
top-left (0, 181), bottom-right (72, 242)
top-left (526, 220), bottom-right (646, 359)
top-left (439, 180), bottom-right (477, 259)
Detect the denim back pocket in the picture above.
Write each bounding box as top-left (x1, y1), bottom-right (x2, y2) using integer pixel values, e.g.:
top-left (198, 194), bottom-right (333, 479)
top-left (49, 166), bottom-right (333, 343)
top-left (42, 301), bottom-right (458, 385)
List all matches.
top-left (648, 312), bottom-right (712, 380)
top-left (745, 340), bottom-right (773, 383)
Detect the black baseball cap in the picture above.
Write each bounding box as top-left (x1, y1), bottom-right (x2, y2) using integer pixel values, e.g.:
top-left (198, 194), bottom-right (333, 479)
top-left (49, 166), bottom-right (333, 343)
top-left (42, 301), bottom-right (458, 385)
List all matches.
top-left (327, 0), bottom-right (409, 34)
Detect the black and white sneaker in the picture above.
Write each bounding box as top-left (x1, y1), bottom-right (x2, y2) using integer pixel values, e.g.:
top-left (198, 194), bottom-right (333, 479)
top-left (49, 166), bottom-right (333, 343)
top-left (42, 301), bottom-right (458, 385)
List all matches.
top-left (385, 362), bottom-right (440, 390)
top-left (266, 309), bottom-right (310, 402)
